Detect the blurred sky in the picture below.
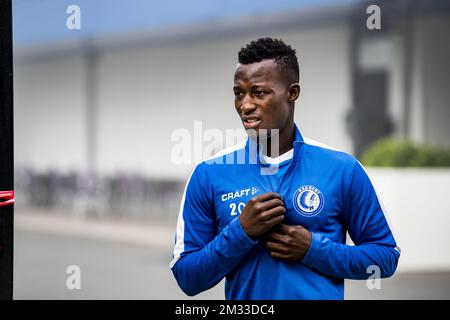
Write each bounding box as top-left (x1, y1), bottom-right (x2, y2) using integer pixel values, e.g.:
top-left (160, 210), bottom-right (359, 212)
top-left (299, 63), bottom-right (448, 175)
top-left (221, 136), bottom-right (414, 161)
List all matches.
top-left (13, 0), bottom-right (362, 47)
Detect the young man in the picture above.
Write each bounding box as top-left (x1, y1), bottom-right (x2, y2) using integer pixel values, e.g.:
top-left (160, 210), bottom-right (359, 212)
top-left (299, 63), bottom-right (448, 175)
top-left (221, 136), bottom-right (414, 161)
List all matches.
top-left (170, 38), bottom-right (400, 299)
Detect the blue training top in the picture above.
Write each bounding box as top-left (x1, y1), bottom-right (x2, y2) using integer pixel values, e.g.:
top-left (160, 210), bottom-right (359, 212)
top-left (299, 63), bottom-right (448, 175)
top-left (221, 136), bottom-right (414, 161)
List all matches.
top-left (170, 124), bottom-right (400, 299)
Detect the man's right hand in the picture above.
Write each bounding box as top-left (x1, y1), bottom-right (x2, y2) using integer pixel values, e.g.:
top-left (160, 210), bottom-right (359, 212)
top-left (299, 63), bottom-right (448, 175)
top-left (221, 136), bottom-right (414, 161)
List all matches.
top-left (239, 192), bottom-right (286, 240)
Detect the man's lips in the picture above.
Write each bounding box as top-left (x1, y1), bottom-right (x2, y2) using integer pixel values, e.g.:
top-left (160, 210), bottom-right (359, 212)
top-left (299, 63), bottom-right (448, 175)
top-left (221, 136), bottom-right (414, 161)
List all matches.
top-left (242, 117), bottom-right (262, 129)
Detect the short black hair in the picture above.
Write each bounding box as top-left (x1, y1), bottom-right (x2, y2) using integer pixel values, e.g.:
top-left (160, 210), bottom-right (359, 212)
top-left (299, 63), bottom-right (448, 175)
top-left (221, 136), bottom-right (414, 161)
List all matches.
top-left (238, 37), bottom-right (299, 84)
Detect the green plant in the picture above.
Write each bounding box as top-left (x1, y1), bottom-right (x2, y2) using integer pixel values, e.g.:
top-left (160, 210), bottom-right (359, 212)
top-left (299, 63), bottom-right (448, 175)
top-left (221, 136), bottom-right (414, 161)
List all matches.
top-left (361, 138), bottom-right (450, 167)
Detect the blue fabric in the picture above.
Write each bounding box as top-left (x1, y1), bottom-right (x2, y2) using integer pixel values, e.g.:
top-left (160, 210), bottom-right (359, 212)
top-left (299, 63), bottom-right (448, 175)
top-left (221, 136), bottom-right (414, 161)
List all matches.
top-left (266, 152), bottom-right (293, 181)
top-left (171, 124), bottom-right (400, 299)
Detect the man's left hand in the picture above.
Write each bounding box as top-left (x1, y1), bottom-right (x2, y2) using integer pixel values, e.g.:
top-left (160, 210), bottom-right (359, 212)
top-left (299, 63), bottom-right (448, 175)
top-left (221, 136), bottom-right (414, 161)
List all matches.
top-left (265, 224), bottom-right (312, 261)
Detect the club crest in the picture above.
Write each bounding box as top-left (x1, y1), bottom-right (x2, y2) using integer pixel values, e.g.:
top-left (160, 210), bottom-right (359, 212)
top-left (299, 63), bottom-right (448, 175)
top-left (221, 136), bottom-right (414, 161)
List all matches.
top-left (293, 185), bottom-right (324, 216)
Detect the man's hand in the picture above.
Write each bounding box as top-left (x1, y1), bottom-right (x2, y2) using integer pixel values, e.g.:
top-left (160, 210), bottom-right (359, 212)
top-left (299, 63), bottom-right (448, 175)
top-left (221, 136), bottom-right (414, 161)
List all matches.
top-left (265, 224), bottom-right (312, 261)
top-left (239, 192), bottom-right (286, 240)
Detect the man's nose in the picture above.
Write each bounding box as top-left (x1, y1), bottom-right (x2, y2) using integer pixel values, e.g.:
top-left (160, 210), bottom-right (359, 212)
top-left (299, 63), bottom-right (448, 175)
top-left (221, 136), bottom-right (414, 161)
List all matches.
top-left (241, 94), bottom-right (256, 114)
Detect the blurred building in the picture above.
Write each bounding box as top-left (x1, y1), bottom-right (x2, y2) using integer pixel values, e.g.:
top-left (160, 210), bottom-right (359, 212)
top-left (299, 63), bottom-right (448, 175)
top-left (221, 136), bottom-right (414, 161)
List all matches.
top-left (14, 0), bottom-right (450, 176)
top-left (13, 0), bottom-right (450, 219)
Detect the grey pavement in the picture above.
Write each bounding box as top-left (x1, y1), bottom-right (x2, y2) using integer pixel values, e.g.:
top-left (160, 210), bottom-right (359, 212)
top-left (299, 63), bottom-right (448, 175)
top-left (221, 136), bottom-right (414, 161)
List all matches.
top-left (12, 212), bottom-right (450, 300)
top-left (14, 229), bottom-right (224, 299)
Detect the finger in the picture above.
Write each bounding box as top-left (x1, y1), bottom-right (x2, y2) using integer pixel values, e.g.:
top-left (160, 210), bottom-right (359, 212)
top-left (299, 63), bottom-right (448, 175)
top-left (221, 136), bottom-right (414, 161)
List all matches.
top-left (276, 223), bottom-right (293, 235)
top-left (259, 198), bottom-right (284, 211)
top-left (269, 223), bottom-right (284, 233)
top-left (266, 241), bottom-right (290, 254)
top-left (254, 192), bottom-right (282, 203)
top-left (261, 206), bottom-right (286, 220)
top-left (264, 214), bottom-right (285, 230)
top-left (266, 230), bottom-right (289, 244)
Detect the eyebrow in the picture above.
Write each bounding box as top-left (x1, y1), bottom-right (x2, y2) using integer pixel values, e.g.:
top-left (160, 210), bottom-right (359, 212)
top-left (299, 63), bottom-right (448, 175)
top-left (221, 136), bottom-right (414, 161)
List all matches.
top-left (233, 82), bottom-right (269, 88)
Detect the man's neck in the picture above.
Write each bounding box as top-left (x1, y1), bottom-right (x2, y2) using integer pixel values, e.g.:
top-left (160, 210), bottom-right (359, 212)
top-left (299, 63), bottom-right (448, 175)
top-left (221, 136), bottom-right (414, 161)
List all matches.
top-left (260, 124), bottom-right (295, 158)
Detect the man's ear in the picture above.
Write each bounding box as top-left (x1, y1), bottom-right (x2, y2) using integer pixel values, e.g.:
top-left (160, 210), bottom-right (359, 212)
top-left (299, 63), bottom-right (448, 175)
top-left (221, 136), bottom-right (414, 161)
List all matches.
top-left (288, 83), bottom-right (300, 102)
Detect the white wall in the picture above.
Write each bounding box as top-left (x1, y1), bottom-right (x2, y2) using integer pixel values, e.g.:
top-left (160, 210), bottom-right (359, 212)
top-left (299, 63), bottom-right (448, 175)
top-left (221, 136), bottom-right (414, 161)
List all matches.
top-left (367, 168), bottom-right (450, 272)
top-left (287, 26), bottom-right (352, 154)
top-left (14, 55), bottom-right (88, 172)
top-left (94, 24), bottom-right (352, 179)
top-left (14, 23), bottom-right (353, 179)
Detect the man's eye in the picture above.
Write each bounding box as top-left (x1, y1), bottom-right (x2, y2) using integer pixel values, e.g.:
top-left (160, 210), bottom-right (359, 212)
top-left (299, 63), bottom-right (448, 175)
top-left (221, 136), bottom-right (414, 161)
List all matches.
top-left (254, 90), bottom-right (265, 96)
top-left (234, 91), bottom-right (244, 97)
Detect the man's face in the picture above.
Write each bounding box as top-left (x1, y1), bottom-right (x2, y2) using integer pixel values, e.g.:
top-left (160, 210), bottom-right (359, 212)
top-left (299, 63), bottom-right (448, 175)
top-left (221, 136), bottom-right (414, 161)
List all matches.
top-left (233, 59), bottom-right (294, 136)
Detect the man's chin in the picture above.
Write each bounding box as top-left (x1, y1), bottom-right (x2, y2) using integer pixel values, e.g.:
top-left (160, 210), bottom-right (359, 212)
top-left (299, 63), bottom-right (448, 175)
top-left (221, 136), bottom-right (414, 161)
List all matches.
top-left (246, 127), bottom-right (262, 139)
top-left (246, 127), bottom-right (278, 140)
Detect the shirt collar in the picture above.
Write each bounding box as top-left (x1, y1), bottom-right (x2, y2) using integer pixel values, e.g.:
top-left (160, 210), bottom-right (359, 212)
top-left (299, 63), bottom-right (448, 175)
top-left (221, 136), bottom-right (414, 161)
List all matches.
top-left (293, 123), bottom-right (304, 145)
top-left (244, 123), bottom-right (304, 165)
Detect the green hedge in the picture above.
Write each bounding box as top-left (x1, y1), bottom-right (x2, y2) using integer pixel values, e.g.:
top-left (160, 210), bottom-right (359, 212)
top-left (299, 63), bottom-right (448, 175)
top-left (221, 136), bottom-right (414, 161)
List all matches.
top-left (361, 138), bottom-right (450, 167)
